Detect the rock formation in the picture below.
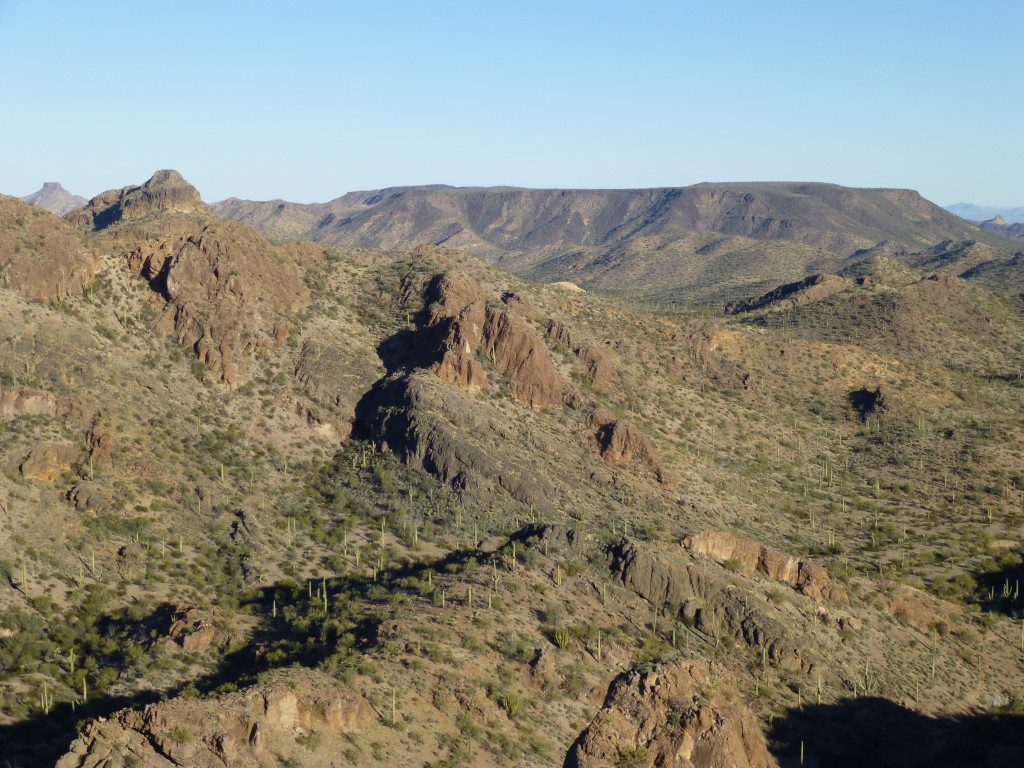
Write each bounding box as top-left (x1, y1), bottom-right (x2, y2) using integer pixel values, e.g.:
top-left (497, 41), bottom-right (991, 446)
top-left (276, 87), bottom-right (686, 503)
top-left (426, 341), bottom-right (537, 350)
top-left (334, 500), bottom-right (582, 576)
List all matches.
top-left (547, 319), bottom-right (615, 390)
top-left (567, 659), bottom-right (779, 768)
top-left (726, 273), bottom-right (851, 314)
top-left (56, 670), bottom-right (372, 768)
top-left (682, 530), bottom-right (849, 604)
top-left (0, 385), bottom-right (77, 422)
top-left (20, 442), bottom-right (80, 482)
top-left (590, 411), bottom-right (676, 486)
top-left (421, 269), bottom-right (567, 408)
top-left (611, 540), bottom-right (826, 674)
top-left (67, 170), bottom-right (206, 232)
top-left (424, 271), bottom-right (489, 391)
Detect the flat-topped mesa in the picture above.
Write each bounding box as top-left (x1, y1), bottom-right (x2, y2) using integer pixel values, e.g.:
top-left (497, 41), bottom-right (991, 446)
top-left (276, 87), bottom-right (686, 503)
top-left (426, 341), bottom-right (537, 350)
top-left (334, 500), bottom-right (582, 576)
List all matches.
top-left (682, 530), bottom-right (848, 604)
top-left (66, 169), bottom-right (206, 231)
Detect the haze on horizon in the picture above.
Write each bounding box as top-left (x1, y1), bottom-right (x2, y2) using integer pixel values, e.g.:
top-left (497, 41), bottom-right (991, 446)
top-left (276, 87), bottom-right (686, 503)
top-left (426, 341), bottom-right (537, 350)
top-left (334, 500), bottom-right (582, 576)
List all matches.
top-left (1, 0), bottom-right (1020, 207)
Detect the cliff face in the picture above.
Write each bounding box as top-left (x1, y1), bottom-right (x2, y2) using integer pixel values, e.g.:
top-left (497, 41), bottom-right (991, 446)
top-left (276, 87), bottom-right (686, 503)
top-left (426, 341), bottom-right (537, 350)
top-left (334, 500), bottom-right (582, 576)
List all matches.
top-left (567, 659), bottom-right (779, 768)
top-left (67, 170), bottom-right (206, 232)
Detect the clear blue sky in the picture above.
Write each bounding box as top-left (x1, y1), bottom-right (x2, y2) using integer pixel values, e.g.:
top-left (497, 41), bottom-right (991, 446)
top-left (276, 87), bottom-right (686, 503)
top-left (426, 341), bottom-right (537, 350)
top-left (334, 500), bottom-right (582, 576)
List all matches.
top-left (1, 0), bottom-right (1020, 206)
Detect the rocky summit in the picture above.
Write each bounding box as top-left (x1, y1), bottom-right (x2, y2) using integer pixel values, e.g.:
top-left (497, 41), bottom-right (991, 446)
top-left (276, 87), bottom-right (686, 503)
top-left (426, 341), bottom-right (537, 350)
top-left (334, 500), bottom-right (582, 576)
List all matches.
top-left (20, 182), bottom-right (88, 217)
top-left (1, 170), bottom-right (1023, 767)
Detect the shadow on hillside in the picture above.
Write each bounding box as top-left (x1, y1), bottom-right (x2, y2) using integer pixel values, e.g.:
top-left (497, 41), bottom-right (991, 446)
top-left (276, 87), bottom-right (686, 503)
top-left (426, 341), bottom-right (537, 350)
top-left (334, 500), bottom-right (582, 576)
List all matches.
top-left (766, 696), bottom-right (1024, 768)
top-left (0, 693), bottom-right (157, 767)
top-left (0, 544), bottom-right (491, 765)
top-left (974, 555), bottom-right (1024, 617)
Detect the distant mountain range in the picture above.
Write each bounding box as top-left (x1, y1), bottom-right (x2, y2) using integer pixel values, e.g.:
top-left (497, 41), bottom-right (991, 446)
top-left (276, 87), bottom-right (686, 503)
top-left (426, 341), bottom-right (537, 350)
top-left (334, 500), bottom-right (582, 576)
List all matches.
top-left (944, 203), bottom-right (1024, 223)
top-left (19, 181), bottom-right (86, 216)
top-left (213, 182), bottom-right (1023, 301)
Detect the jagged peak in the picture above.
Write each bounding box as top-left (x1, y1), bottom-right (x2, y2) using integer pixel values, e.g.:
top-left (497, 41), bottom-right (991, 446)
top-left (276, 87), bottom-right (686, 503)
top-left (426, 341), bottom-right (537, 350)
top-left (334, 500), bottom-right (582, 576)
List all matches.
top-left (66, 169), bottom-right (206, 232)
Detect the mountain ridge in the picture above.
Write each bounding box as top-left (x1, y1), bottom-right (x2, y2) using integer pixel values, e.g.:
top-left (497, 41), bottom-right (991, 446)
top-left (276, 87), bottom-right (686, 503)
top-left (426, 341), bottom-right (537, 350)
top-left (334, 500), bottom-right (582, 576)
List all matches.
top-left (212, 181), bottom-right (1022, 301)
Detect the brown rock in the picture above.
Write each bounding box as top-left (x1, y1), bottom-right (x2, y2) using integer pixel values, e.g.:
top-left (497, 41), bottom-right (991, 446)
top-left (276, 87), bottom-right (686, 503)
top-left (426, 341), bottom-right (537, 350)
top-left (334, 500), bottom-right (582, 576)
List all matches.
top-left (595, 419), bottom-right (677, 486)
top-left (67, 482), bottom-right (110, 514)
top-left (66, 169), bottom-right (206, 232)
top-left (681, 530), bottom-right (848, 605)
top-left (56, 669), bottom-right (372, 768)
top-left (20, 442), bottom-right (79, 483)
top-left (726, 273), bottom-right (850, 314)
top-left (548, 319), bottom-right (616, 390)
top-left (611, 541), bottom-right (821, 674)
top-left (0, 385), bottom-right (76, 422)
top-left (567, 659), bottom-right (779, 768)
top-left (529, 647), bottom-right (557, 685)
top-left (120, 219), bottom-right (309, 387)
top-left (163, 603), bottom-right (226, 654)
top-left (425, 271), bottom-right (489, 391)
top-left (482, 306), bottom-right (565, 408)
top-left (0, 195), bottom-right (100, 300)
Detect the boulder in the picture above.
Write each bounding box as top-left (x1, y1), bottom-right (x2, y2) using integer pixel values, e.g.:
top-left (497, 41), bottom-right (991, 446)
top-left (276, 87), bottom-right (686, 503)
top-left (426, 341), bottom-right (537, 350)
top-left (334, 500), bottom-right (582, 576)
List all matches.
top-left (20, 442), bottom-right (79, 483)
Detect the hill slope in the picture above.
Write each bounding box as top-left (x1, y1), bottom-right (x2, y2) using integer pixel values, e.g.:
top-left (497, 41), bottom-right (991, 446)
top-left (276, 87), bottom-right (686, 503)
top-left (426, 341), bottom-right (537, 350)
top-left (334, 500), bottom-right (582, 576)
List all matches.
top-left (214, 182), bottom-right (1022, 301)
top-left (2, 171), bottom-right (1024, 767)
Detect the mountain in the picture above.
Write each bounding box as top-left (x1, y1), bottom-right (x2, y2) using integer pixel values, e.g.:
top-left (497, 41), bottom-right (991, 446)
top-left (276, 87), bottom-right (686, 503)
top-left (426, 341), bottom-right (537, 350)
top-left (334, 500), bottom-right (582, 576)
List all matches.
top-left (2, 171), bottom-right (1024, 767)
top-left (214, 183), bottom-right (1022, 302)
top-left (945, 202), bottom-right (1024, 223)
top-left (977, 215), bottom-right (1024, 241)
top-left (20, 182), bottom-right (87, 216)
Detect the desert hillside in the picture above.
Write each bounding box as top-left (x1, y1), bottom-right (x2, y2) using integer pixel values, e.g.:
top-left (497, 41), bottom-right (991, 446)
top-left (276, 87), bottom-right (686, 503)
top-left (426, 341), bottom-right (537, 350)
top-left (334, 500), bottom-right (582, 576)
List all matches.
top-left (0, 171), bottom-right (1022, 767)
top-left (213, 182), bottom-right (1023, 303)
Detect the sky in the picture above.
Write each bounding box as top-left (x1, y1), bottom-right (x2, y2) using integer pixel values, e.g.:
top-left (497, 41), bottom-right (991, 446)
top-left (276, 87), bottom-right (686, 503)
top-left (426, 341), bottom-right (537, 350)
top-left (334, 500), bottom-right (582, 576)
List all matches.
top-left (0, 0), bottom-right (1021, 206)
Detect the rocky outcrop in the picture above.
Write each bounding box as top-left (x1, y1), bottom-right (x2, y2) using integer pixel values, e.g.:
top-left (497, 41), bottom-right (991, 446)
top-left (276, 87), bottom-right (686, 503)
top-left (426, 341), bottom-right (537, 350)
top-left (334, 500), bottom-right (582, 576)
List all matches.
top-left (0, 385), bottom-right (77, 422)
top-left (20, 442), bottom-right (79, 482)
top-left (56, 670), bottom-right (372, 768)
top-left (591, 412), bottom-right (676, 486)
top-left (567, 659), bottom-right (778, 768)
top-left (67, 481), bottom-right (111, 514)
top-left (424, 271), bottom-right (489, 391)
top-left (482, 306), bottom-right (565, 408)
top-left (67, 170), bottom-right (206, 232)
top-left (161, 603), bottom-right (233, 654)
top-left (548, 319), bottom-right (615, 390)
top-left (20, 182), bottom-right (87, 216)
top-left (682, 530), bottom-right (848, 605)
top-left (116, 219), bottom-right (309, 387)
top-left (367, 373), bottom-right (557, 512)
top-left (610, 541), bottom-right (824, 674)
top-left (0, 194), bottom-right (100, 300)
top-left (726, 273), bottom-right (850, 314)
top-left (293, 338), bottom-right (384, 429)
top-left (421, 270), bottom-right (567, 408)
